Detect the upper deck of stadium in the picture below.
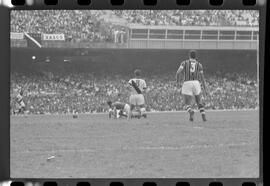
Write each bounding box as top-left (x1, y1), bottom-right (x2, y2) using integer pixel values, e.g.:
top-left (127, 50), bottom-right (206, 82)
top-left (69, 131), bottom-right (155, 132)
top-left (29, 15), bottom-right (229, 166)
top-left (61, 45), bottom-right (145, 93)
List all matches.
top-left (10, 10), bottom-right (259, 50)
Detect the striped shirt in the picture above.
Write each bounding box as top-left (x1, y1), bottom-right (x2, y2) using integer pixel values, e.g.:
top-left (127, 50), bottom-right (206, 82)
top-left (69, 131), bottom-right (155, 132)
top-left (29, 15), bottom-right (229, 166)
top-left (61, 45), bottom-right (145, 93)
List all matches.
top-left (128, 78), bottom-right (146, 95)
top-left (178, 59), bottom-right (203, 81)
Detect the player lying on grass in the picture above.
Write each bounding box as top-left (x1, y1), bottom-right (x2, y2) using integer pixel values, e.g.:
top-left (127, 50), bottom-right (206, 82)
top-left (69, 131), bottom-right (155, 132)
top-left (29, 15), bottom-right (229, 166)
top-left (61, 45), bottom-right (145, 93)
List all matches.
top-left (107, 101), bottom-right (132, 120)
top-left (175, 50), bottom-right (209, 122)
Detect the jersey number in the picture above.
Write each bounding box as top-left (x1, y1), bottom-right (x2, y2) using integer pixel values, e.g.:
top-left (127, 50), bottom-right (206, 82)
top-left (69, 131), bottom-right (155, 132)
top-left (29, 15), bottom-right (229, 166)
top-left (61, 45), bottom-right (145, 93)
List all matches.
top-left (190, 63), bottom-right (196, 73)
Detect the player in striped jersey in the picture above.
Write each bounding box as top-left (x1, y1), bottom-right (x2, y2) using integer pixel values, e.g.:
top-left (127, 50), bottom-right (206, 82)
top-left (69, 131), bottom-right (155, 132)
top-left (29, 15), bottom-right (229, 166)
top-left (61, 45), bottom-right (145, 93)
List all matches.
top-left (175, 50), bottom-right (209, 122)
top-left (128, 69), bottom-right (147, 118)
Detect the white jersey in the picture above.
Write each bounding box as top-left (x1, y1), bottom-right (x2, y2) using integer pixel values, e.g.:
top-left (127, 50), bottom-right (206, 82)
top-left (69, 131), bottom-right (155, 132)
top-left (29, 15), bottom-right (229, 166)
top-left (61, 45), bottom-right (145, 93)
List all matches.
top-left (16, 93), bottom-right (23, 103)
top-left (16, 93), bottom-right (25, 108)
top-left (128, 78), bottom-right (146, 95)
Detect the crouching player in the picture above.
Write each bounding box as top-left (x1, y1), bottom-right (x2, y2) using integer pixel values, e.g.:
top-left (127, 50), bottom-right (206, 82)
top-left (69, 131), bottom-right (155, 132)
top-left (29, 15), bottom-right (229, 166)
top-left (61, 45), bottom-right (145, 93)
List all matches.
top-left (128, 69), bottom-right (147, 118)
top-left (107, 101), bottom-right (132, 120)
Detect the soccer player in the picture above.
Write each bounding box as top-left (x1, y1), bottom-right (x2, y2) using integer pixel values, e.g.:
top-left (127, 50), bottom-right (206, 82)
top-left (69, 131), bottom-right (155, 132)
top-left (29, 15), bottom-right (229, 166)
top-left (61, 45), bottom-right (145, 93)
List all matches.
top-left (128, 69), bottom-right (147, 118)
top-left (107, 101), bottom-right (132, 120)
top-left (175, 50), bottom-right (209, 122)
top-left (15, 89), bottom-right (26, 115)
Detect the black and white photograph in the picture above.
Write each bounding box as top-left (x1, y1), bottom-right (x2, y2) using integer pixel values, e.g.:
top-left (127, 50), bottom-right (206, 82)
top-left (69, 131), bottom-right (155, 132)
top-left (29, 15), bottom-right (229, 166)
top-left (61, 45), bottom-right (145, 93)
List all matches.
top-left (10, 10), bottom-right (259, 178)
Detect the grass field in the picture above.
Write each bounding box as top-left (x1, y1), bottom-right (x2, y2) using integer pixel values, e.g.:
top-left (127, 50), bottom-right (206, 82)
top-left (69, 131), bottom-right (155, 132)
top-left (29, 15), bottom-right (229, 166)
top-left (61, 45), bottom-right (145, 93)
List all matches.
top-left (10, 110), bottom-right (259, 178)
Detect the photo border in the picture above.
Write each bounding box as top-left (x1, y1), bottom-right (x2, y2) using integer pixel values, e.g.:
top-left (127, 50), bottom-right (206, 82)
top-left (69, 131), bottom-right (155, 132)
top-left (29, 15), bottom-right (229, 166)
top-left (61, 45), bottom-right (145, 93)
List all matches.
top-left (1, 0), bottom-right (266, 185)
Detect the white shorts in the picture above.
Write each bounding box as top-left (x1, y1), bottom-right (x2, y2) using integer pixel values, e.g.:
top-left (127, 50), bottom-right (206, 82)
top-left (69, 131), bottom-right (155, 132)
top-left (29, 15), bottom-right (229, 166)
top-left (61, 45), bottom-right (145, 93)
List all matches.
top-left (129, 94), bottom-right (145, 106)
top-left (181, 80), bottom-right (201, 96)
top-left (123, 104), bottom-right (131, 113)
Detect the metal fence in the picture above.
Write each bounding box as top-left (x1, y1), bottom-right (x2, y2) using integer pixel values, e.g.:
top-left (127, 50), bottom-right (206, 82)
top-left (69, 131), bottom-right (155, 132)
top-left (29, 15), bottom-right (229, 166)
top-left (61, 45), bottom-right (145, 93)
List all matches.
top-left (128, 25), bottom-right (259, 50)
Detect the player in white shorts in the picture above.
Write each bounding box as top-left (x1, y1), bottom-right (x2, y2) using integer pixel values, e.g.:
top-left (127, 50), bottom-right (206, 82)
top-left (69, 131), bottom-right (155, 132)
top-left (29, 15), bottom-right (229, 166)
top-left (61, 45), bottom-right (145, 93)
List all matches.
top-left (128, 69), bottom-right (147, 118)
top-left (175, 50), bottom-right (209, 122)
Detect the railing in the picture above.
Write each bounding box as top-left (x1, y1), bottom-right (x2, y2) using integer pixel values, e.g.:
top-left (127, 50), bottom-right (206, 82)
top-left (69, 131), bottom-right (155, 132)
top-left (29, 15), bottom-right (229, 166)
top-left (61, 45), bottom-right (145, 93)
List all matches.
top-left (129, 25), bottom-right (259, 40)
top-left (128, 26), bottom-right (259, 50)
top-left (10, 26), bottom-right (259, 49)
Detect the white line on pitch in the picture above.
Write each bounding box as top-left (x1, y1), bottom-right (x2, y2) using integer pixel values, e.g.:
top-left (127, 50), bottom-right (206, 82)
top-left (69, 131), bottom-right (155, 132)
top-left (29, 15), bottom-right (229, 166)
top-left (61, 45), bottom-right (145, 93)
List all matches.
top-left (13, 142), bottom-right (256, 154)
top-left (10, 109), bottom-right (259, 117)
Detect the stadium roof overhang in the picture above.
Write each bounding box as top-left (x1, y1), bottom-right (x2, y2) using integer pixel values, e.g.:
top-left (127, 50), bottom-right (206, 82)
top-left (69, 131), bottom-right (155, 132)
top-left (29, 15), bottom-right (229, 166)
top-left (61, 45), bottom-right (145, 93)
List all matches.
top-left (128, 24), bottom-right (259, 31)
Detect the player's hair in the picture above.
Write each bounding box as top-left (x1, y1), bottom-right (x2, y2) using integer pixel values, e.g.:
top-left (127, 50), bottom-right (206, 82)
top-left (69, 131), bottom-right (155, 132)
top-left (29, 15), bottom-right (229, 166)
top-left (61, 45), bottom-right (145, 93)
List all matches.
top-left (134, 69), bottom-right (141, 77)
top-left (189, 50), bottom-right (197, 59)
top-left (107, 101), bottom-right (112, 107)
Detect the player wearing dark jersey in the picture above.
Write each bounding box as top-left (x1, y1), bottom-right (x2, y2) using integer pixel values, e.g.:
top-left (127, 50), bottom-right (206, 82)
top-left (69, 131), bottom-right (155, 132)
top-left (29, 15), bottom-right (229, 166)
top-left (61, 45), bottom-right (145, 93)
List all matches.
top-left (175, 50), bottom-right (209, 122)
top-left (107, 101), bottom-right (132, 120)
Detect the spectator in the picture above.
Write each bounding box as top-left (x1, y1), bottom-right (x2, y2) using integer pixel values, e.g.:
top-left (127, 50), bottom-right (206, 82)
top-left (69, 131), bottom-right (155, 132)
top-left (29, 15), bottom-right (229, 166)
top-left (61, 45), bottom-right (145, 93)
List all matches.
top-left (10, 10), bottom-right (258, 42)
top-left (10, 71), bottom-right (258, 115)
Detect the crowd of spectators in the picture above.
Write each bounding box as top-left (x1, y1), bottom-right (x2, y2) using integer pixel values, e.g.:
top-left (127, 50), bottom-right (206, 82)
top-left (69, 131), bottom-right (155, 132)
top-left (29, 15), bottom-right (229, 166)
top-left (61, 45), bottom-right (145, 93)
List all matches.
top-left (113, 10), bottom-right (259, 26)
top-left (10, 71), bottom-right (258, 115)
top-left (10, 10), bottom-right (126, 42)
top-left (11, 10), bottom-right (258, 42)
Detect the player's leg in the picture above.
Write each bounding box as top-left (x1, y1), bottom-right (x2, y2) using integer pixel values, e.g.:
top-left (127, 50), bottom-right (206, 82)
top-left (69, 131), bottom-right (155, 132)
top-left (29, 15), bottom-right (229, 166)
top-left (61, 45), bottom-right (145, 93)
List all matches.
top-left (109, 109), bottom-right (113, 118)
top-left (132, 95), bottom-right (141, 118)
top-left (21, 101), bottom-right (26, 114)
top-left (18, 105), bottom-right (24, 114)
top-left (112, 108), bottom-right (117, 119)
top-left (129, 95), bottom-right (136, 111)
top-left (182, 81), bottom-right (195, 121)
top-left (194, 95), bottom-right (206, 121)
top-left (124, 104), bottom-right (132, 120)
top-left (194, 81), bottom-right (206, 122)
top-left (138, 94), bottom-right (147, 118)
top-left (183, 95), bottom-right (194, 121)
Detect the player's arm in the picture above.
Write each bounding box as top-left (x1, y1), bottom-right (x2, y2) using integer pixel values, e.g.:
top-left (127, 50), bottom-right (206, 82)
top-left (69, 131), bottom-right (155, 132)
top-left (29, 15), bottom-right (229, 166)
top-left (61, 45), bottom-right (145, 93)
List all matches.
top-left (127, 79), bottom-right (136, 92)
top-left (176, 62), bottom-right (184, 83)
top-left (128, 79), bottom-right (133, 90)
top-left (141, 80), bottom-right (147, 93)
top-left (199, 65), bottom-right (209, 96)
top-left (126, 106), bottom-right (132, 120)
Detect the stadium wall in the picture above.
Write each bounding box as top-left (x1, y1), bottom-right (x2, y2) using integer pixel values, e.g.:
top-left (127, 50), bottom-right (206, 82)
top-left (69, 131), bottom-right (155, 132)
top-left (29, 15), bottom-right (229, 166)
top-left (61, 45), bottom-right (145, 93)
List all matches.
top-left (11, 48), bottom-right (257, 76)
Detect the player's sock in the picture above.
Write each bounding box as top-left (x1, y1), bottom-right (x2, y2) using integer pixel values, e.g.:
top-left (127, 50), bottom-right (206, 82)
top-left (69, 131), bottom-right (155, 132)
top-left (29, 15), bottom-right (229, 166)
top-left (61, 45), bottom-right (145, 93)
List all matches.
top-left (198, 104), bottom-right (207, 121)
top-left (185, 105), bottom-right (194, 121)
top-left (140, 107), bottom-right (146, 118)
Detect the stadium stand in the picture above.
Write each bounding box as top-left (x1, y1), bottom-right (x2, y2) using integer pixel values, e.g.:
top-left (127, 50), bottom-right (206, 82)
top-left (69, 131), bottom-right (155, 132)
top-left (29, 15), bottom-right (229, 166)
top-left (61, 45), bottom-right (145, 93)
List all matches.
top-left (113, 10), bottom-right (259, 26)
top-left (10, 72), bottom-right (258, 114)
top-left (11, 10), bottom-right (259, 42)
top-left (10, 10), bottom-right (259, 114)
top-left (10, 10), bottom-right (126, 42)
